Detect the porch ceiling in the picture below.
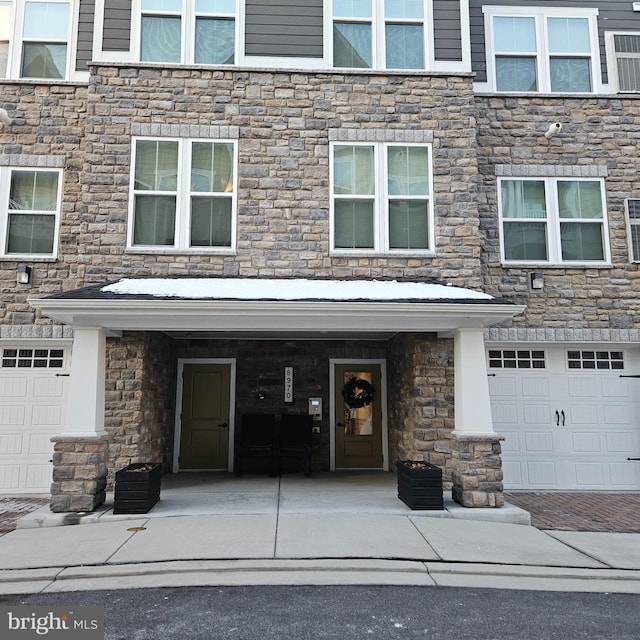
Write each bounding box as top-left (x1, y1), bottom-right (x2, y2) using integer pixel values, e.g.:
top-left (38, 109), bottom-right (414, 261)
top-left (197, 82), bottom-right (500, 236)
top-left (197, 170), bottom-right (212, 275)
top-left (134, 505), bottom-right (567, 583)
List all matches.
top-left (29, 278), bottom-right (525, 335)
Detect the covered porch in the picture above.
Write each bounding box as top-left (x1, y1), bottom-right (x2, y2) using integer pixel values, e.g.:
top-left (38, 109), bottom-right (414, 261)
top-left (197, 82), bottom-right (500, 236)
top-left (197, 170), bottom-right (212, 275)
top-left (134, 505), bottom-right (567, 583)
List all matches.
top-left (29, 278), bottom-right (525, 514)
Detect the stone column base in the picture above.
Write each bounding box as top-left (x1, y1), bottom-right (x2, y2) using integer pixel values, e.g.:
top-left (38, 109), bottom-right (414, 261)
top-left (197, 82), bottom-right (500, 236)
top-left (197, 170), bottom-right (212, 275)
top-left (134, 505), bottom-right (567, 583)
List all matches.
top-left (50, 435), bottom-right (111, 513)
top-left (451, 433), bottom-right (504, 508)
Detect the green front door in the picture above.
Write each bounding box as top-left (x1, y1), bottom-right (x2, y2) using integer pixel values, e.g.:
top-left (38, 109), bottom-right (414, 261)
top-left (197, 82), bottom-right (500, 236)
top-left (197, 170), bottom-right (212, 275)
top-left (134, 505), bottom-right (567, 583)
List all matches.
top-left (179, 363), bottom-right (231, 470)
top-left (335, 363), bottom-right (384, 469)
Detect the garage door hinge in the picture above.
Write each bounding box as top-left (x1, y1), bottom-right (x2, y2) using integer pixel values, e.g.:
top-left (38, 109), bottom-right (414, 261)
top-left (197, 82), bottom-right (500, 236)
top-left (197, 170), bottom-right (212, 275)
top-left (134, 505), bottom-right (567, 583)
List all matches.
top-left (619, 374), bottom-right (640, 378)
top-left (55, 373), bottom-right (70, 377)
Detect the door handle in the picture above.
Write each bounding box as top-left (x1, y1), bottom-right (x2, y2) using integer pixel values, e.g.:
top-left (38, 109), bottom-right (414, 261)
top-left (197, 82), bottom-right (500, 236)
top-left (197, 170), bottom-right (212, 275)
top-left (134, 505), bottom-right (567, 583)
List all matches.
top-left (219, 422), bottom-right (228, 428)
top-left (560, 410), bottom-right (565, 426)
top-left (555, 410), bottom-right (560, 426)
top-left (337, 422), bottom-right (345, 428)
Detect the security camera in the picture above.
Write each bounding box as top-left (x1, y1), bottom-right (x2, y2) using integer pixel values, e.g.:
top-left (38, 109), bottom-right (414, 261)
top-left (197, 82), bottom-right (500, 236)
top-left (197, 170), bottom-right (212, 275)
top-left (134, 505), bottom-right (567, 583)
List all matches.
top-left (544, 122), bottom-right (563, 139)
top-left (0, 108), bottom-right (12, 126)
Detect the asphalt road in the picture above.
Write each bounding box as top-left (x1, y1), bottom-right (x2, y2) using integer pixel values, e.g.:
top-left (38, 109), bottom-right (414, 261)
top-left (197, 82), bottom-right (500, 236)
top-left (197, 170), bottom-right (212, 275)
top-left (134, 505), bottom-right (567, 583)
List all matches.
top-left (2, 585), bottom-right (638, 639)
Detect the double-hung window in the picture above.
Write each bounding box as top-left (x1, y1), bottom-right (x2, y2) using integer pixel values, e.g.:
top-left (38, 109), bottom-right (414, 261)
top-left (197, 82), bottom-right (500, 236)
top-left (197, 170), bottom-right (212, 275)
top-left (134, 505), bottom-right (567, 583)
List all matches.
top-left (625, 199), bottom-right (640, 262)
top-left (331, 143), bottom-right (433, 253)
top-left (332, 0), bottom-right (427, 70)
top-left (499, 178), bottom-right (609, 265)
top-left (485, 7), bottom-right (598, 93)
top-left (0, 168), bottom-right (62, 258)
top-left (609, 33), bottom-right (640, 93)
top-left (140, 0), bottom-right (236, 65)
top-left (1, 0), bottom-right (72, 79)
top-left (130, 138), bottom-right (236, 251)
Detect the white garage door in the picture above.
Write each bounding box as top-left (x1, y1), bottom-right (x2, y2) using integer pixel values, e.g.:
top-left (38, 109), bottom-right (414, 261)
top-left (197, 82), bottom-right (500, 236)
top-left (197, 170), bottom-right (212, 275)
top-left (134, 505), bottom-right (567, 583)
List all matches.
top-left (489, 346), bottom-right (640, 490)
top-left (0, 346), bottom-right (69, 494)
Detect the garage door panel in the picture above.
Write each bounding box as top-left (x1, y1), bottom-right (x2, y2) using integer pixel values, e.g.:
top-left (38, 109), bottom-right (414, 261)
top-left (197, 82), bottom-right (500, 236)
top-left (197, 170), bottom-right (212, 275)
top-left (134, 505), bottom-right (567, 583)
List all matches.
top-left (600, 378), bottom-right (630, 397)
top-left (0, 465), bottom-right (21, 490)
top-left (0, 433), bottom-right (24, 454)
top-left (0, 378), bottom-right (28, 398)
top-left (521, 378), bottom-right (549, 397)
top-left (569, 405), bottom-right (599, 425)
top-left (0, 405), bottom-right (27, 425)
top-left (609, 462), bottom-right (639, 486)
top-left (575, 462), bottom-right (605, 487)
top-left (28, 433), bottom-right (55, 454)
top-left (33, 377), bottom-right (65, 398)
top-left (603, 406), bottom-right (631, 425)
top-left (571, 432), bottom-right (601, 452)
top-left (526, 461), bottom-right (557, 486)
top-left (605, 432), bottom-right (635, 452)
top-left (26, 464), bottom-right (52, 490)
top-left (31, 405), bottom-right (63, 426)
top-left (524, 432), bottom-right (553, 452)
top-left (503, 461), bottom-right (523, 485)
top-left (492, 404), bottom-right (518, 425)
top-left (568, 377), bottom-right (596, 397)
top-left (489, 377), bottom-right (517, 396)
top-left (500, 431), bottom-right (520, 453)
top-left (522, 404), bottom-right (551, 425)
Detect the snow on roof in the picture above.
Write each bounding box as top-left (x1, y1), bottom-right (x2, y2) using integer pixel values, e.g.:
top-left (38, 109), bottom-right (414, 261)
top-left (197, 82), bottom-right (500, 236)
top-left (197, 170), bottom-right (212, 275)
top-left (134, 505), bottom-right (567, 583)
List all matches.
top-left (101, 278), bottom-right (494, 302)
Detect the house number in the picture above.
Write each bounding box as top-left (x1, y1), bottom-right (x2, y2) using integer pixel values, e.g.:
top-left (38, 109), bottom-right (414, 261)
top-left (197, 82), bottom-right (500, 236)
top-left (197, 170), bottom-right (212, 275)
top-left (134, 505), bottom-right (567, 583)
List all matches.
top-left (284, 366), bottom-right (293, 403)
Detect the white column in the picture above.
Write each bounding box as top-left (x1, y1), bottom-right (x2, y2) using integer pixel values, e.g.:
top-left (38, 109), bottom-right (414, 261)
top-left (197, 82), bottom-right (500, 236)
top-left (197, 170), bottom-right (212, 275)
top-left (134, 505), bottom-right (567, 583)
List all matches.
top-left (63, 327), bottom-right (107, 437)
top-left (453, 328), bottom-right (495, 436)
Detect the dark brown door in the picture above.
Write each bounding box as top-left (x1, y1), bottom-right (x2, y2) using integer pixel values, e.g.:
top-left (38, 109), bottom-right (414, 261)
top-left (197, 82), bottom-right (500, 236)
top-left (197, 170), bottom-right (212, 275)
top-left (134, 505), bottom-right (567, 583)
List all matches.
top-left (179, 363), bottom-right (230, 470)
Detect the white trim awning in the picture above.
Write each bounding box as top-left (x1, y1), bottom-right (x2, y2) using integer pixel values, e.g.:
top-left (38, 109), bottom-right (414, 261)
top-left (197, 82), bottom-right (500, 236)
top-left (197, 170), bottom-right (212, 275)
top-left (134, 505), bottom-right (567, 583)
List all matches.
top-left (29, 278), bottom-right (525, 336)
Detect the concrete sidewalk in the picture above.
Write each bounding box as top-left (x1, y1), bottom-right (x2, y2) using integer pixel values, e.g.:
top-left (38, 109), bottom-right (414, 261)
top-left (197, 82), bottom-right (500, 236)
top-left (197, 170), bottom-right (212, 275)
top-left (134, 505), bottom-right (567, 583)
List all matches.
top-left (1, 473), bottom-right (639, 595)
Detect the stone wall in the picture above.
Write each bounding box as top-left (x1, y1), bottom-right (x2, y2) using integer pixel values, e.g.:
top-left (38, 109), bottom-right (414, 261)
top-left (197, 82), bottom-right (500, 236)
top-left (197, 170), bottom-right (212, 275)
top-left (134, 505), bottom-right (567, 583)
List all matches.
top-left (476, 95), bottom-right (640, 330)
top-left (0, 82), bottom-right (88, 326)
top-left (78, 66), bottom-right (482, 287)
top-left (387, 333), bottom-right (455, 485)
top-left (105, 332), bottom-right (175, 484)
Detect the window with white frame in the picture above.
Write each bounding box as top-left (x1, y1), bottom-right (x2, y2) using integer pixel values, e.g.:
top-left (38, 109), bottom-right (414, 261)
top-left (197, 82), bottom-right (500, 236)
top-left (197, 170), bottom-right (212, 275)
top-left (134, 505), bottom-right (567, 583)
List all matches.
top-left (139, 0), bottom-right (236, 65)
top-left (611, 33), bottom-right (640, 92)
top-left (0, 168), bottom-right (62, 257)
top-left (332, 0), bottom-right (428, 70)
top-left (484, 7), bottom-right (598, 93)
top-left (0, 0), bottom-right (72, 79)
top-left (499, 178), bottom-right (608, 265)
top-left (130, 138), bottom-right (236, 250)
top-left (331, 143), bottom-right (432, 253)
top-left (626, 199), bottom-right (640, 262)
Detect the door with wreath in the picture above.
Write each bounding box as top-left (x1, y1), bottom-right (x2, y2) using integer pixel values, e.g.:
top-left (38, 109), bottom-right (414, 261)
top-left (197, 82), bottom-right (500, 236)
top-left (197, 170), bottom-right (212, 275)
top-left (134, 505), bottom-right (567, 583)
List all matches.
top-left (334, 363), bottom-right (383, 469)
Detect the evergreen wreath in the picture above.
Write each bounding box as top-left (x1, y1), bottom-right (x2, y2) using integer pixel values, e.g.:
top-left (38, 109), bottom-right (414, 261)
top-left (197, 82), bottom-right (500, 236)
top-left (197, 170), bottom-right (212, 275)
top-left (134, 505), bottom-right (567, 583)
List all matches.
top-left (341, 377), bottom-right (375, 409)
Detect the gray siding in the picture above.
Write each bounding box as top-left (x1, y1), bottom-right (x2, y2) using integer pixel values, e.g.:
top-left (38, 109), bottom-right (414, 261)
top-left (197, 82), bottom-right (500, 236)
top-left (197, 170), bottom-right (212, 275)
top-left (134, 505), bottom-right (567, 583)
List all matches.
top-left (76, 0), bottom-right (95, 70)
top-left (470, 0), bottom-right (638, 85)
top-left (102, 0), bottom-right (132, 52)
top-left (245, 0), bottom-right (323, 58)
top-left (433, 0), bottom-right (462, 62)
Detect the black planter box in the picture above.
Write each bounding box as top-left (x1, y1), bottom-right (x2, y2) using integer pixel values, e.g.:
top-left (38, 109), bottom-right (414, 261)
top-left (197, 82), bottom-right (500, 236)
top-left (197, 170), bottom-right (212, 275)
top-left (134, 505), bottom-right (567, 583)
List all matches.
top-left (396, 460), bottom-right (444, 510)
top-left (113, 463), bottom-right (161, 514)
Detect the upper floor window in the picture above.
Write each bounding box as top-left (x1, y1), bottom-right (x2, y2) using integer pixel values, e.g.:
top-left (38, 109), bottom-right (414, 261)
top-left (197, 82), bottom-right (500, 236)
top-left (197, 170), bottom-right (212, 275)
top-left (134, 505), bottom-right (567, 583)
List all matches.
top-left (0, 168), bottom-right (62, 258)
top-left (332, 0), bottom-right (427, 70)
top-left (0, 0), bottom-right (72, 79)
top-left (331, 142), bottom-right (433, 253)
top-left (625, 199), bottom-right (640, 262)
top-left (499, 178), bottom-right (609, 265)
top-left (610, 33), bottom-right (640, 93)
top-left (484, 7), bottom-right (599, 93)
top-left (140, 0), bottom-right (236, 64)
top-left (129, 138), bottom-right (237, 251)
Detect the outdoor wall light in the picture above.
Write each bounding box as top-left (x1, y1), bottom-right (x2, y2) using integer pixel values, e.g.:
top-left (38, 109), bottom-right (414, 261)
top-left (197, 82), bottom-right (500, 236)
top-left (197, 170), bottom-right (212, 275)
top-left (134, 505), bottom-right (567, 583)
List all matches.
top-left (529, 272), bottom-right (544, 291)
top-left (16, 265), bottom-right (32, 285)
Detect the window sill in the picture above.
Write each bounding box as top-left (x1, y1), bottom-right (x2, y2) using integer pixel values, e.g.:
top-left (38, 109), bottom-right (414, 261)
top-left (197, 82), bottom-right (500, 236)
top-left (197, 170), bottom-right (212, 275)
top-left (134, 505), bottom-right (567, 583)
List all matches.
top-left (330, 250), bottom-right (435, 259)
top-left (0, 255), bottom-right (57, 262)
top-left (125, 247), bottom-right (237, 256)
top-left (500, 262), bottom-right (612, 269)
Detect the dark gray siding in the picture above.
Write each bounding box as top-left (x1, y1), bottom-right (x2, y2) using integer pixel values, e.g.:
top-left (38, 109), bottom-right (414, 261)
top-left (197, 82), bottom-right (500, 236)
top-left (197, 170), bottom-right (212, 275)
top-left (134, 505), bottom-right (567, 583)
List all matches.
top-left (470, 0), bottom-right (638, 85)
top-left (102, 0), bottom-right (132, 52)
top-left (76, 0), bottom-right (95, 70)
top-left (433, 0), bottom-right (462, 62)
top-left (245, 0), bottom-right (323, 58)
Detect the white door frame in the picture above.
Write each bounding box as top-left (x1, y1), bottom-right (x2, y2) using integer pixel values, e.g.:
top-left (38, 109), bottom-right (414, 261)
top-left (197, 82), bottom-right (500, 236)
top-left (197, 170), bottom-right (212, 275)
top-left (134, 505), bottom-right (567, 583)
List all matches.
top-left (173, 358), bottom-right (236, 473)
top-left (329, 358), bottom-right (389, 471)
